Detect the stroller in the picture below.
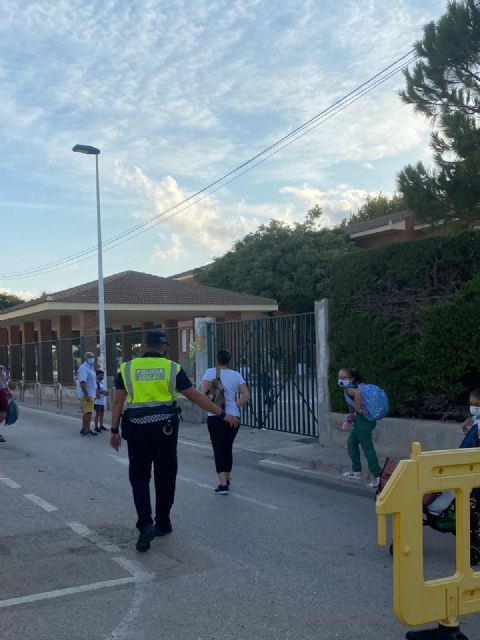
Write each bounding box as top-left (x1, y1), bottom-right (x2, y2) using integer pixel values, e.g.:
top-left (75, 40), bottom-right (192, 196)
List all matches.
top-left (377, 424), bottom-right (480, 566)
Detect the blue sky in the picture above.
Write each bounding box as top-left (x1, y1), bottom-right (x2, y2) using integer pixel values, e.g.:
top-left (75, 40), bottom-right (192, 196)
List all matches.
top-left (0, 0), bottom-right (445, 299)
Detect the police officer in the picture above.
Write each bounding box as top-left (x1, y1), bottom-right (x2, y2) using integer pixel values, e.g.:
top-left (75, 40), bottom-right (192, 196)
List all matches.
top-left (110, 328), bottom-right (239, 552)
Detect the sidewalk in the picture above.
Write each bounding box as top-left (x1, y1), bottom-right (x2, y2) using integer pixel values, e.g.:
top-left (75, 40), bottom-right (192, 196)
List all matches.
top-left (15, 397), bottom-right (355, 482)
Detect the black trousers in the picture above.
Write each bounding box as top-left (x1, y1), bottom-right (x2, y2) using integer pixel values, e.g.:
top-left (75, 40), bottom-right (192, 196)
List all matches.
top-left (207, 415), bottom-right (239, 474)
top-left (124, 416), bottom-right (179, 531)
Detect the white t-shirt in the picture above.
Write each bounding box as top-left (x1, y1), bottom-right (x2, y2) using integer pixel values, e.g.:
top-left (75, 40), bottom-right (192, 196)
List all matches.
top-left (202, 368), bottom-right (245, 417)
top-left (77, 362), bottom-right (97, 398)
top-left (95, 380), bottom-right (106, 406)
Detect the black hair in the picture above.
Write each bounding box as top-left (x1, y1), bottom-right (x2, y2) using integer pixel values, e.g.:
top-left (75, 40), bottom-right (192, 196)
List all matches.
top-left (470, 388), bottom-right (480, 400)
top-left (339, 367), bottom-right (364, 384)
top-left (216, 349), bottom-right (232, 366)
top-left (96, 370), bottom-right (104, 376)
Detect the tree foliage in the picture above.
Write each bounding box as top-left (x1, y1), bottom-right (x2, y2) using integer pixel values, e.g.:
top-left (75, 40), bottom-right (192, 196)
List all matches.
top-left (341, 192), bottom-right (406, 227)
top-left (0, 291), bottom-right (24, 310)
top-left (197, 209), bottom-right (353, 312)
top-left (397, 0), bottom-right (480, 225)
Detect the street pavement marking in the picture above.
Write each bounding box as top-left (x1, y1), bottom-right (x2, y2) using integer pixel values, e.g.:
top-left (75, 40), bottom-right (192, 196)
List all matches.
top-left (67, 521), bottom-right (121, 553)
top-left (0, 477), bottom-right (22, 489)
top-left (112, 557), bottom-right (153, 579)
top-left (109, 452), bottom-right (278, 509)
top-left (177, 475), bottom-right (278, 510)
top-left (0, 577), bottom-right (138, 609)
top-left (24, 493), bottom-right (58, 512)
top-left (178, 438), bottom-right (210, 450)
top-left (108, 454), bottom-right (129, 466)
top-left (108, 559), bottom-right (154, 640)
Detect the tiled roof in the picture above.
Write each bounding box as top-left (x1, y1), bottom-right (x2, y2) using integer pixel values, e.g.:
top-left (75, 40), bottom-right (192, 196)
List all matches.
top-left (1, 271), bottom-right (277, 313)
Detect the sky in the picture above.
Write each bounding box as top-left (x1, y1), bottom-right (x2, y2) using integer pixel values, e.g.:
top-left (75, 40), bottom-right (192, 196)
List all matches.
top-left (0, 0), bottom-right (446, 299)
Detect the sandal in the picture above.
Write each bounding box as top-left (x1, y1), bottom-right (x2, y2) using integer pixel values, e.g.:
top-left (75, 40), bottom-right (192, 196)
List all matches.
top-left (0, 434), bottom-right (6, 443)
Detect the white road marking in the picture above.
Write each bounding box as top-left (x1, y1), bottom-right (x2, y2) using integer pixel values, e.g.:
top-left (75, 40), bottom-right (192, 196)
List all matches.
top-left (259, 459), bottom-right (341, 480)
top-left (178, 439), bottom-right (210, 450)
top-left (24, 493), bottom-right (58, 512)
top-left (112, 557), bottom-right (153, 579)
top-left (108, 454), bottom-right (129, 466)
top-left (109, 451), bottom-right (278, 508)
top-left (177, 475), bottom-right (278, 510)
top-left (107, 561), bottom-right (154, 640)
top-left (0, 577), bottom-right (138, 609)
top-left (67, 521), bottom-right (121, 553)
top-left (0, 477), bottom-right (22, 489)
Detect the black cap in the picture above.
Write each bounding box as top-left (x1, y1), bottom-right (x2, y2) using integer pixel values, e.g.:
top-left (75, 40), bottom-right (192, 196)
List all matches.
top-left (146, 329), bottom-right (169, 346)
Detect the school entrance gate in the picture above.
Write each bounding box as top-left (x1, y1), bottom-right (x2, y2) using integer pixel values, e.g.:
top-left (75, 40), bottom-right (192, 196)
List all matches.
top-left (206, 313), bottom-right (318, 437)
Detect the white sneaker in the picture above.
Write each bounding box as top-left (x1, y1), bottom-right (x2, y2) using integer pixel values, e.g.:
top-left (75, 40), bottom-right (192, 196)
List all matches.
top-left (366, 477), bottom-right (380, 489)
top-left (342, 471), bottom-right (361, 480)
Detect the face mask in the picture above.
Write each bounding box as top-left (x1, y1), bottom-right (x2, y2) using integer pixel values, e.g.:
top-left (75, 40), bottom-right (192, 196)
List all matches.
top-left (338, 379), bottom-right (351, 389)
top-left (470, 406), bottom-right (480, 417)
top-left (87, 358), bottom-right (95, 366)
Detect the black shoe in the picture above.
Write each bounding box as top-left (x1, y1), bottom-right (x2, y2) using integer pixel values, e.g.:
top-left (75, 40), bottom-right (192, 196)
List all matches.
top-left (100, 426), bottom-right (109, 432)
top-left (214, 485), bottom-right (229, 495)
top-left (94, 427), bottom-right (101, 433)
top-left (136, 524), bottom-right (155, 552)
top-left (155, 523), bottom-right (173, 537)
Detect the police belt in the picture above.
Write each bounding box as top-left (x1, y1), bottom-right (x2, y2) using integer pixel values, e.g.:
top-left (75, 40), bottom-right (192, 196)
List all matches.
top-left (123, 405), bottom-right (181, 421)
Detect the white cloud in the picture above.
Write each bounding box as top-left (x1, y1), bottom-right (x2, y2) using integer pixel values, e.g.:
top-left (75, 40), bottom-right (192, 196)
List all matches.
top-left (113, 163), bottom-right (233, 255)
top-left (0, 287), bottom-right (36, 301)
top-left (0, 0), bottom-right (447, 292)
top-left (280, 184), bottom-right (371, 226)
top-left (152, 232), bottom-right (186, 265)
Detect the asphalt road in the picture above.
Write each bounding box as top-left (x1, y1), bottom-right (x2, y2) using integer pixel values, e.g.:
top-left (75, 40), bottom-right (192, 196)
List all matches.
top-left (0, 407), bottom-right (477, 640)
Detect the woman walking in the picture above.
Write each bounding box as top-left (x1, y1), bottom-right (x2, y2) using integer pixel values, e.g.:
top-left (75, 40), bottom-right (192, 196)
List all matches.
top-left (338, 367), bottom-right (382, 488)
top-left (203, 349), bottom-right (250, 494)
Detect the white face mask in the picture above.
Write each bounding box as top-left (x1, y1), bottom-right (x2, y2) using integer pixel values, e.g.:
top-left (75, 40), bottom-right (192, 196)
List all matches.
top-left (338, 378), bottom-right (351, 389)
top-left (470, 406), bottom-right (480, 417)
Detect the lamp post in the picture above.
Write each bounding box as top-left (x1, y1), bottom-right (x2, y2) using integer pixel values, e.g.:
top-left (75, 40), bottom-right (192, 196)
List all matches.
top-left (72, 145), bottom-right (107, 383)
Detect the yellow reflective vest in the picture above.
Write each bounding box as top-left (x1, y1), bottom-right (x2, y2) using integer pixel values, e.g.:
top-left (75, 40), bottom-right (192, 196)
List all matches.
top-left (120, 357), bottom-right (181, 409)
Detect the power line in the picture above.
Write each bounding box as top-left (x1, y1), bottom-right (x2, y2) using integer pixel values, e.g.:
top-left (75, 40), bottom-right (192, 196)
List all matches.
top-left (1, 51), bottom-right (417, 279)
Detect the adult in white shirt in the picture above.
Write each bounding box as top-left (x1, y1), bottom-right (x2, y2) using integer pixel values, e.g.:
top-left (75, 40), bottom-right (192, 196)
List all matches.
top-left (77, 351), bottom-right (98, 437)
top-left (202, 349), bottom-right (250, 494)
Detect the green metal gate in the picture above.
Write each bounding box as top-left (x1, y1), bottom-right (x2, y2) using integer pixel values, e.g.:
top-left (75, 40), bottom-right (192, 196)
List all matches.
top-left (207, 313), bottom-right (318, 436)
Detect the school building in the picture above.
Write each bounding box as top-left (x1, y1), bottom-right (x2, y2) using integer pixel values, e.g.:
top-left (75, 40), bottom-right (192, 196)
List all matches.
top-left (0, 270), bottom-right (277, 385)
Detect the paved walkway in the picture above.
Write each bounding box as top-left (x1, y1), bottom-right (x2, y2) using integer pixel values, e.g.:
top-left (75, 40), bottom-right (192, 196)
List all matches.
top-left (11, 397), bottom-right (378, 488)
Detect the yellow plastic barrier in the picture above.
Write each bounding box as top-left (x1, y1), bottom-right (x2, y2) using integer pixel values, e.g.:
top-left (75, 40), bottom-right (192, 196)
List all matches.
top-left (376, 442), bottom-right (480, 639)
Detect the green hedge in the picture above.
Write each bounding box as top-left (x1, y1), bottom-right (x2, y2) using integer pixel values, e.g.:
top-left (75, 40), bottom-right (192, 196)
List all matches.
top-left (328, 231), bottom-right (480, 417)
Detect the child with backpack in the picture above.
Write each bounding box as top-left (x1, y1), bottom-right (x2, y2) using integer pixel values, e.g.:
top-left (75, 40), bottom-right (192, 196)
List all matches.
top-left (339, 367), bottom-right (389, 488)
top-left (459, 387), bottom-right (480, 447)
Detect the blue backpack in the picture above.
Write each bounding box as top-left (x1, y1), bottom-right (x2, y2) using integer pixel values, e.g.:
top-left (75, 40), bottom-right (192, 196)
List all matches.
top-left (5, 399), bottom-right (18, 425)
top-left (344, 383), bottom-right (389, 421)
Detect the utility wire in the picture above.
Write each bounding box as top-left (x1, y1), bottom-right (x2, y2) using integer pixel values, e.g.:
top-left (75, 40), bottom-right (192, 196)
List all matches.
top-left (2, 51), bottom-right (417, 279)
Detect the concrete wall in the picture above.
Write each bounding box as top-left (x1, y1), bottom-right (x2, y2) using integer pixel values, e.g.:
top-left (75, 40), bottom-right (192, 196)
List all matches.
top-left (322, 413), bottom-right (465, 460)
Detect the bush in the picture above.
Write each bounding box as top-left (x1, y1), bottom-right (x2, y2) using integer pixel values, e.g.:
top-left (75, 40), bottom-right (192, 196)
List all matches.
top-left (328, 231), bottom-right (480, 416)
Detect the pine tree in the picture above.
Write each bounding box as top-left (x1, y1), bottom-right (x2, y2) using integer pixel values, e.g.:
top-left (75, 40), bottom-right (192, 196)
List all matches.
top-left (397, 0), bottom-right (480, 226)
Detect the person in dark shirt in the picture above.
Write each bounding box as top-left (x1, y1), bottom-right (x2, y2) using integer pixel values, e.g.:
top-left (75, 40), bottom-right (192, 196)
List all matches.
top-left (110, 329), bottom-right (238, 552)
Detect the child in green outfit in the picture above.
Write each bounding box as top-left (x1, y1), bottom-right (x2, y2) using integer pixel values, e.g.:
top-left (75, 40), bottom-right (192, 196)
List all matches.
top-left (338, 367), bottom-right (382, 489)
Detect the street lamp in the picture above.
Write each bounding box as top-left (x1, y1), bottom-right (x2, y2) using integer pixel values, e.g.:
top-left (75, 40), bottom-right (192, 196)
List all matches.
top-left (72, 144), bottom-right (107, 383)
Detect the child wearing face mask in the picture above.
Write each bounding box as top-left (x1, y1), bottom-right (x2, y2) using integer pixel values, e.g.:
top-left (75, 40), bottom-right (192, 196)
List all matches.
top-left (460, 388), bottom-right (480, 447)
top-left (338, 367), bottom-right (383, 488)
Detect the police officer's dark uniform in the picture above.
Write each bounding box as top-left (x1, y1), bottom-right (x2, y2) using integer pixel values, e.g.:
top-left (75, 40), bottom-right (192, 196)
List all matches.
top-left (113, 330), bottom-right (193, 551)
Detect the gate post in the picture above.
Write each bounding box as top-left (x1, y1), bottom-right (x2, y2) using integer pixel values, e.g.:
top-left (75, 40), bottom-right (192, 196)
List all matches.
top-left (194, 317), bottom-right (214, 389)
top-left (315, 299), bottom-right (330, 444)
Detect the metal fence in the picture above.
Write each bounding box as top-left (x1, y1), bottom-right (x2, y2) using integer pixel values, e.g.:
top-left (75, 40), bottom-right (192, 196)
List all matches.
top-left (0, 325), bottom-right (194, 387)
top-left (207, 313), bottom-right (318, 436)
